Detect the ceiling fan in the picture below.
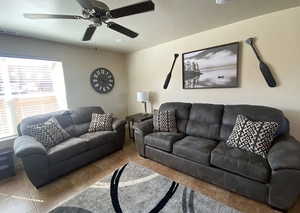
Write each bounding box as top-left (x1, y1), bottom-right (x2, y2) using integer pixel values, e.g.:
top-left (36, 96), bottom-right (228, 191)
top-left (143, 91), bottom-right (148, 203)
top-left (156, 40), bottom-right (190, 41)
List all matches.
top-left (24, 0), bottom-right (155, 41)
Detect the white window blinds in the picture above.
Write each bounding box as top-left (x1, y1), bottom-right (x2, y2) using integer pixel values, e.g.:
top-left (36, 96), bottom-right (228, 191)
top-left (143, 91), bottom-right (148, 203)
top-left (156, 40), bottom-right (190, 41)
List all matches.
top-left (0, 71), bottom-right (4, 95)
top-left (0, 57), bottom-right (67, 139)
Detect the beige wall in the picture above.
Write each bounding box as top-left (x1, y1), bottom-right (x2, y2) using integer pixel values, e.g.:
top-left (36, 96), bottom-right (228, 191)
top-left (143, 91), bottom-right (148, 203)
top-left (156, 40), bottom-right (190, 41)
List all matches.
top-left (126, 7), bottom-right (300, 139)
top-left (0, 34), bottom-right (127, 118)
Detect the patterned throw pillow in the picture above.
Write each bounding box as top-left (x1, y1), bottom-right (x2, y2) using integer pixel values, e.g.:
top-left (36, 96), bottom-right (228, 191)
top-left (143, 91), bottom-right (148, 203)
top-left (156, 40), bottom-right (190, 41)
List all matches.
top-left (88, 113), bottom-right (113, 132)
top-left (28, 117), bottom-right (71, 150)
top-left (226, 114), bottom-right (279, 158)
top-left (153, 110), bottom-right (177, 132)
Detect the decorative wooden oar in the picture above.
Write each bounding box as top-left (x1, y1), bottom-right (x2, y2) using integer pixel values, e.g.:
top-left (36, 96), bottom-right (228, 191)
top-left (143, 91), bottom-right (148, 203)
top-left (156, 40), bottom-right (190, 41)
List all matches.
top-left (245, 38), bottom-right (277, 87)
top-left (163, 53), bottom-right (179, 89)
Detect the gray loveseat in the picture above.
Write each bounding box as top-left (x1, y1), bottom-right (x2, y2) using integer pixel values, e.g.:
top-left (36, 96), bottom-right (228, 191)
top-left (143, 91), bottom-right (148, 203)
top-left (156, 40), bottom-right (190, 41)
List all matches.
top-left (14, 106), bottom-right (126, 188)
top-left (134, 102), bottom-right (300, 210)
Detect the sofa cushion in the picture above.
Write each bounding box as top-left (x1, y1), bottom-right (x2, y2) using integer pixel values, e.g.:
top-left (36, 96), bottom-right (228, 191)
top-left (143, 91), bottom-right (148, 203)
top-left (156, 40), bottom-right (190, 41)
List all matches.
top-left (159, 102), bottom-right (192, 133)
top-left (220, 105), bottom-right (289, 141)
top-left (144, 132), bottom-right (185, 152)
top-left (211, 142), bottom-right (271, 183)
top-left (80, 131), bottom-right (117, 150)
top-left (173, 136), bottom-right (218, 165)
top-left (70, 106), bottom-right (105, 136)
top-left (48, 137), bottom-right (87, 165)
top-left (88, 113), bottom-right (113, 132)
top-left (186, 103), bottom-right (224, 140)
top-left (27, 117), bottom-right (71, 150)
top-left (153, 110), bottom-right (177, 132)
top-left (226, 114), bottom-right (279, 158)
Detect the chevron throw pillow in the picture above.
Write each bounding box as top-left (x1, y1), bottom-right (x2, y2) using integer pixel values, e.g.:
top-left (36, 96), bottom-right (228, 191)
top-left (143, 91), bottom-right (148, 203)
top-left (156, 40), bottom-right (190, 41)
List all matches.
top-left (28, 117), bottom-right (71, 150)
top-left (153, 110), bottom-right (177, 132)
top-left (226, 114), bottom-right (279, 158)
top-left (88, 113), bottom-right (113, 132)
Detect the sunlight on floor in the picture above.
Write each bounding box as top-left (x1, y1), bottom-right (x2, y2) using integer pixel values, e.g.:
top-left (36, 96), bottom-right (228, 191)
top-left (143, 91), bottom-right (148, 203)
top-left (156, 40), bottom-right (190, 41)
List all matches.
top-left (0, 192), bottom-right (44, 203)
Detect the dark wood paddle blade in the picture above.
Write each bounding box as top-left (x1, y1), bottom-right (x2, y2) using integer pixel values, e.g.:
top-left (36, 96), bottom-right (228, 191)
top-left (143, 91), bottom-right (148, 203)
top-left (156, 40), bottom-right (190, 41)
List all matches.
top-left (163, 54), bottom-right (179, 89)
top-left (246, 37), bottom-right (277, 88)
top-left (259, 62), bottom-right (277, 87)
top-left (163, 72), bottom-right (172, 89)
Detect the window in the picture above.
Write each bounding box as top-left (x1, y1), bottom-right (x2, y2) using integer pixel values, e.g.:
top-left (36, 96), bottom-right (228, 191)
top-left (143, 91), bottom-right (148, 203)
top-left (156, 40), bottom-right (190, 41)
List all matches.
top-left (0, 57), bottom-right (67, 139)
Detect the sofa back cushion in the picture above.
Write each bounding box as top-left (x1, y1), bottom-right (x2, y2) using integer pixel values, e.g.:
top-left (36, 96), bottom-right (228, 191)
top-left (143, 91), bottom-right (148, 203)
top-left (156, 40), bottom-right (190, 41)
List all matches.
top-left (70, 106), bottom-right (105, 136)
top-left (19, 110), bottom-right (75, 136)
top-left (186, 103), bottom-right (224, 140)
top-left (159, 102), bottom-right (192, 133)
top-left (220, 105), bottom-right (289, 141)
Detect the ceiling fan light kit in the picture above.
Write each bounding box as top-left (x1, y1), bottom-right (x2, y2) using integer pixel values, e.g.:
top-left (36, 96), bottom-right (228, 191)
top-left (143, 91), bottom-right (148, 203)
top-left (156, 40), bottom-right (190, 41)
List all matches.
top-left (24, 0), bottom-right (155, 41)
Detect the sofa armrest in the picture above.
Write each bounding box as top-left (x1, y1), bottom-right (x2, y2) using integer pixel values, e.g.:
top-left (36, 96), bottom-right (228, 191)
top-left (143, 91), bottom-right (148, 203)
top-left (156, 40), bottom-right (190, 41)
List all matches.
top-left (268, 136), bottom-right (300, 210)
top-left (134, 119), bottom-right (153, 157)
top-left (268, 136), bottom-right (300, 171)
top-left (134, 119), bottom-right (154, 136)
top-left (14, 136), bottom-right (47, 158)
top-left (112, 118), bottom-right (126, 149)
top-left (112, 118), bottom-right (126, 131)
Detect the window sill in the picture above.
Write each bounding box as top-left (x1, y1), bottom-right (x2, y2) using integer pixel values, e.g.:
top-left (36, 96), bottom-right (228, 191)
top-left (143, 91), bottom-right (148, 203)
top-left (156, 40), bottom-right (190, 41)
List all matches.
top-left (0, 135), bottom-right (17, 143)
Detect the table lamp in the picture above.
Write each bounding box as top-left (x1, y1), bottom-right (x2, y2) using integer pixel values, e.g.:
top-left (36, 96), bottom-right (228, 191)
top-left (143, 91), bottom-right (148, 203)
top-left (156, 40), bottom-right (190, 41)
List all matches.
top-left (137, 91), bottom-right (149, 114)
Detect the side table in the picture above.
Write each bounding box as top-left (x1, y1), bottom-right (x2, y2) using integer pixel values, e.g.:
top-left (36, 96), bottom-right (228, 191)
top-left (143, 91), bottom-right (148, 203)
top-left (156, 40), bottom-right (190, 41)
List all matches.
top-left (125, 113), bottom-right (153, 141)
top-left (0, 148), bottom-right (15, 181)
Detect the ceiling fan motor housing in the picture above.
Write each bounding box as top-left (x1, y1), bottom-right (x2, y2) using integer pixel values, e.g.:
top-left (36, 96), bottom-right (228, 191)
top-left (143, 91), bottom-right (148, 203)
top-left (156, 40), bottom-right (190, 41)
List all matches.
top-left (82, 1), bottom-right (109, 19)
top-left (91, 1), bottom-right (109, 11)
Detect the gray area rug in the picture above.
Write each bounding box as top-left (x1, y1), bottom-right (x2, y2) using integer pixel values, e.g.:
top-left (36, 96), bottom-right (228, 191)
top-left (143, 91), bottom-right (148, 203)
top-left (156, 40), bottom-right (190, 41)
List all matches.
top-left (49, 162), bottom-right (241, 213)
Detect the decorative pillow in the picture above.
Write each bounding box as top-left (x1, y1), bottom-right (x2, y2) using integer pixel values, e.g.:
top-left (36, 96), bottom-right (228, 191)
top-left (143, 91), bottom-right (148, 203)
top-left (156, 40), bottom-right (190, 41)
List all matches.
top-left (28, 117), bottom-right (71, 150)
top-left (88, 113), bottom-right (113, 132)
top-left (153, 110), bottom-right (177, 132)
top-left (226, 114), bottom-right (279, 158)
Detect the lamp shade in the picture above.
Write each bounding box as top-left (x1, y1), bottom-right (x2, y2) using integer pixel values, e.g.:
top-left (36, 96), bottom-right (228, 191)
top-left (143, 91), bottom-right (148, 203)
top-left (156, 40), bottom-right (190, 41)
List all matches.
top-left (137, 91), bottom-right (149, 102)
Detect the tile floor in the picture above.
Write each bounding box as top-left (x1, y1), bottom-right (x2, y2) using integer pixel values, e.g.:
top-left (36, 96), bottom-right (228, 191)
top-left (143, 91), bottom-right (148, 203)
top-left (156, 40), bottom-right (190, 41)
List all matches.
top-left (0, 142), bottom-right (299, 213)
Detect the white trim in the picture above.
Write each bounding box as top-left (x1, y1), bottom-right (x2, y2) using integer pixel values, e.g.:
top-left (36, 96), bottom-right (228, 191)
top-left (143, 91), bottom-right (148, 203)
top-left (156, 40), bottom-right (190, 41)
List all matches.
top-left (0, 135), bottom-right (17, 142)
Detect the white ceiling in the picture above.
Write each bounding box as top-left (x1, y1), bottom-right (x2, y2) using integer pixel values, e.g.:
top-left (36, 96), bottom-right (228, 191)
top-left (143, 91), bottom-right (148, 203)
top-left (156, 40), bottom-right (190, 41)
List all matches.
top-left (1, 0), bottom-right (300, 53)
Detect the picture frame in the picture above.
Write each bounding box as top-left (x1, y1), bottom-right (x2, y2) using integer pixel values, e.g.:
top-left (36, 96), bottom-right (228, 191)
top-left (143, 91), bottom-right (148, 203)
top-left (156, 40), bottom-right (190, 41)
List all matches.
top-left (182, 42), bottom-right (240, 89)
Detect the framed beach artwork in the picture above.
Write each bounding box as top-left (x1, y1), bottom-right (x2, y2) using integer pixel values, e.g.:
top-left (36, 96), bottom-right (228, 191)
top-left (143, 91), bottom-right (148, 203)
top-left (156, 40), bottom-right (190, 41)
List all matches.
top-left (182, 42), bottom-right (239, 89)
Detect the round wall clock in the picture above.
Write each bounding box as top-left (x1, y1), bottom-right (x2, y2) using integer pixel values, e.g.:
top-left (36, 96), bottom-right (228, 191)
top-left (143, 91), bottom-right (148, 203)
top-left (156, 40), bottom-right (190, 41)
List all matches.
top-left (90, 67), bottom-right (115, 94)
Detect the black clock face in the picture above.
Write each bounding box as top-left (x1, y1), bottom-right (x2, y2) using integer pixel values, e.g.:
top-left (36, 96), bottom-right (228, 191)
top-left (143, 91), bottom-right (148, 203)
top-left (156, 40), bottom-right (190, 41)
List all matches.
top-left (90, 68), bottom-right (115, 94)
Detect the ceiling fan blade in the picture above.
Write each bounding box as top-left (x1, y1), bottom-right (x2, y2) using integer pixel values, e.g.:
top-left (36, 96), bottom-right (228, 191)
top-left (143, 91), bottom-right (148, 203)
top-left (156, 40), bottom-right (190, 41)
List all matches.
top-left (107, 22), bottom-right (138, 38)
top-left (76, 0), bottom-right (94, 9)
top-left (24, 13), bottom-right (83, 19)
top-left (82, 25), bottom-right (97, 41)
top-left (109, 0), bottom-right (155, 18)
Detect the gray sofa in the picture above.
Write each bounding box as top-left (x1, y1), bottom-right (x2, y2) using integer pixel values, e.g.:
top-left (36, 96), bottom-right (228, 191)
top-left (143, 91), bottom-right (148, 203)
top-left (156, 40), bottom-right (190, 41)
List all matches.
top-left (134, 102), bottom-right (300, 210)
top-left (14, 106), bottom-right (126, 188)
